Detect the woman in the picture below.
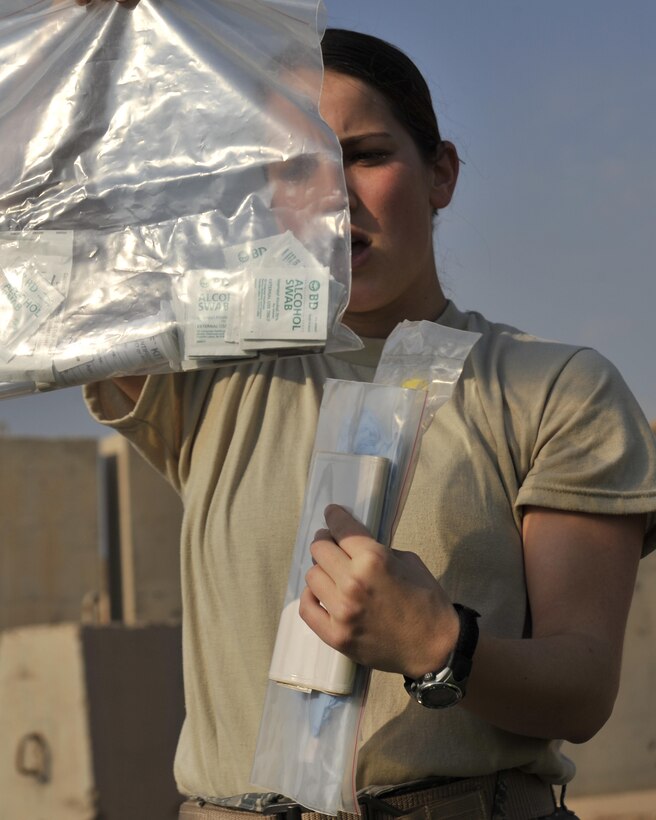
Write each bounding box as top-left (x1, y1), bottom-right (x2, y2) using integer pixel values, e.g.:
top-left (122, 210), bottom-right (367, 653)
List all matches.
top-left (82, 11), bottom-right (656, 820)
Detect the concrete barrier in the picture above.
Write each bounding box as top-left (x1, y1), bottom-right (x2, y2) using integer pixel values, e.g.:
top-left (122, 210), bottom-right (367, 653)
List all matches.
top-left (0, 622), bottom-right (184, 820)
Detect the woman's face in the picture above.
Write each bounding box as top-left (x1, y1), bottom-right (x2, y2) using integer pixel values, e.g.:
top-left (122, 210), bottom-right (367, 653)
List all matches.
top-left (318, 70), bottom-right (459, 338)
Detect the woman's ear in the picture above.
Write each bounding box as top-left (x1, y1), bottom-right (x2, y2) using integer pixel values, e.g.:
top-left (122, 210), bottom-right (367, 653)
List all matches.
top-left (429, 141), bottom-right (459, 211)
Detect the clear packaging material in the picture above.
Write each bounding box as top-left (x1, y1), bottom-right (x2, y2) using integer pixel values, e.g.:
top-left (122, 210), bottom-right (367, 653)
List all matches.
top-left (251, 322), bottom-right (481, 815)
top-left (0, 0), bottom-right (357, 397)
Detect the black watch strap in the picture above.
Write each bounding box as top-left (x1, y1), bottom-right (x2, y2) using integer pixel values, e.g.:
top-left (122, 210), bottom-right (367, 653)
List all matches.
top-left (449, 603), bottom-right (480, 681)
top-left (403, 603), bottom-right (480, 701)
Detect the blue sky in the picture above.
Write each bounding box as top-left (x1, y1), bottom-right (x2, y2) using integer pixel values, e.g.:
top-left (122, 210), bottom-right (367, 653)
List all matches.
top-left (0, 0), bottom-right (654, 437)
top-left (326, 0), bottom-right (656, 413)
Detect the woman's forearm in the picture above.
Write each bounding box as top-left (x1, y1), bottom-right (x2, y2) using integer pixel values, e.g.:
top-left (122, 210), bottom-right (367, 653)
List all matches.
top-left (461, 630), bottom-right (618, 743)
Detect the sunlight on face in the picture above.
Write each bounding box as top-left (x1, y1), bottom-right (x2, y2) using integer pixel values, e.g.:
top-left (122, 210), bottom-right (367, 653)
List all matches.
top-left (315, 71), bottom-right (456, 336)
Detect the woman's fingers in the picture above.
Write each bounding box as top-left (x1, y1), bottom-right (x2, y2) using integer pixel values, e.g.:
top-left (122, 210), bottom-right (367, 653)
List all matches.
top-left (323, 503), bottom-right (380, 559)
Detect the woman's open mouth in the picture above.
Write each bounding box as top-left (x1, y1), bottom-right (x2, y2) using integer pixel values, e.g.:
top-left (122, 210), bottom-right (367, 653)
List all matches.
top-left (350, 234), bottom-right (371, 269)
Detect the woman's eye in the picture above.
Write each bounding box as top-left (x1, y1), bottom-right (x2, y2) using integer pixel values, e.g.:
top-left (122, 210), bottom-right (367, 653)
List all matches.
top-left (348, 150), bottom-right (390, 165)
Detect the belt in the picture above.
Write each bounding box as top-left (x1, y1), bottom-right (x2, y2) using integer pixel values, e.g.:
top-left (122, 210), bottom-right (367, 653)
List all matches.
top-left (179, 770), bottom-right (558, 820)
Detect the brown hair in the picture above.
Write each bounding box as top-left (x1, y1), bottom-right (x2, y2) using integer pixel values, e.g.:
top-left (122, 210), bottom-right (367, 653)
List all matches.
top-left (320, 28), bottom-right (443, 162)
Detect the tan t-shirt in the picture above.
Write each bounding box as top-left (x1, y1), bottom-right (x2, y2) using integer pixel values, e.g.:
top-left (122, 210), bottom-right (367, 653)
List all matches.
top-left (84, 302), bottom-right (656, 801)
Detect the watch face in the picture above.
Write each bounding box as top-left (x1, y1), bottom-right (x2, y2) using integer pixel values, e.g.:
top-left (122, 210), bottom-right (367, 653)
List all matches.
top-left (419, 682), bottom-right (463, 709)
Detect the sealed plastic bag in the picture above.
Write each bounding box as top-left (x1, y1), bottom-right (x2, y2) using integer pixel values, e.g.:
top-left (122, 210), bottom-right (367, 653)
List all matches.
top-left (0, 0), bottom-right (356, 397)
top-left (251, 322), bottom-right (481, 815)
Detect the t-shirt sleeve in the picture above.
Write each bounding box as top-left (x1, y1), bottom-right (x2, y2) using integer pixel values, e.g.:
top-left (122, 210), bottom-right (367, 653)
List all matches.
top-left (515, 348), bottom-right (656, 556)
top-left (83, 374), bottom-right (189, 493)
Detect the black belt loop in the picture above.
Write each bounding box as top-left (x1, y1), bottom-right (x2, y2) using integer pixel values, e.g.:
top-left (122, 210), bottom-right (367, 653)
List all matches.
top-left (263, 800), bottom-right (305, 820)
top-left (491, 770), bottom-right (507, 820)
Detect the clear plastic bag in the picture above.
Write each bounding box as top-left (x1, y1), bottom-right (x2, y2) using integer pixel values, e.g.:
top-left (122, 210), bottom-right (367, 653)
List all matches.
top-left (251, 321), bottom-right (481, 815)
top-left (0, 0), bottom-right (356, 396)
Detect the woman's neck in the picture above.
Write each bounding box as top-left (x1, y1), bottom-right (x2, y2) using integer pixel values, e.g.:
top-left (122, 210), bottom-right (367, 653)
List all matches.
top-left (343, 289), bottom-right (448, 339)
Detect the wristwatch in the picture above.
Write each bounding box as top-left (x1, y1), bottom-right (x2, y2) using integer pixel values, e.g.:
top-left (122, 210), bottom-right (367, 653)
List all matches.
top-left (404, 604), bottom-right (480, 709)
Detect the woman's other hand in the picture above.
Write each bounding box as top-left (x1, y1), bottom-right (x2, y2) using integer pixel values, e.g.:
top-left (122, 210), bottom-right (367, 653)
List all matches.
top-left (299, 504), bottom-right (459, 679)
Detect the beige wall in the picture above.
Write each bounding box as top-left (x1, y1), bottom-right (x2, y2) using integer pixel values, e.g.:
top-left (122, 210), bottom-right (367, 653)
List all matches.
top-left (0, 435), bottom-right (184, 818)
top-left (0, 438), bottom-right (101, 629)
top-left (0, 435), bottom-right (182, 630)
top-left (99, 435), bottom-right (182, 623)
